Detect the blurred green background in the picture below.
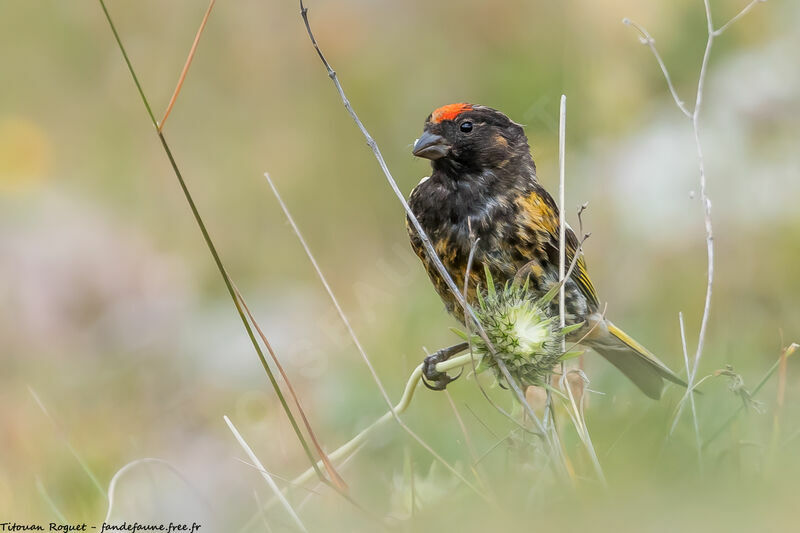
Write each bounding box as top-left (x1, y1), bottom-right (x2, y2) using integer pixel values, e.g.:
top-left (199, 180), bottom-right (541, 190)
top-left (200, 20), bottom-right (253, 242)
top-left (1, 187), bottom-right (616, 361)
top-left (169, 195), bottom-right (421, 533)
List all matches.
top-left (1, 0), bottom-right (798, 530)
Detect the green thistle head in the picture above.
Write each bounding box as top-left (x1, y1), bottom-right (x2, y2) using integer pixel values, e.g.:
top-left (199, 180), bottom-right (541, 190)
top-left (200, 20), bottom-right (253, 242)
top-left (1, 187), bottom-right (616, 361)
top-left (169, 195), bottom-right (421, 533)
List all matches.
top-left (454, 266), bottom-right (582, 388)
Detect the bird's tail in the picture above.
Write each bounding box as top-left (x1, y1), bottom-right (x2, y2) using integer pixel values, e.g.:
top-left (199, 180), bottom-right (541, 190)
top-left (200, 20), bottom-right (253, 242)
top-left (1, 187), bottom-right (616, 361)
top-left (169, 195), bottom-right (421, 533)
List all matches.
top-left (585, 321), bottom-right (687, 400)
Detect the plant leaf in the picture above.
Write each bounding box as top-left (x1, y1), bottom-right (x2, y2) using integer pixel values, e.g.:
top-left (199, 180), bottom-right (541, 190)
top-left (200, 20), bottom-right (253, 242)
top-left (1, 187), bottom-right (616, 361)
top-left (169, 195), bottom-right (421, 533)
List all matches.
top-left (561, 322), bottom-right (585, 336)
top-left (483, 265), bottom-right (496, 299)
top-left (450, 327), bottom-right (469, 341)
top-left (538, 282), bottom-right (561, 307)
top-left (476, 284), bottom-right (487, 311)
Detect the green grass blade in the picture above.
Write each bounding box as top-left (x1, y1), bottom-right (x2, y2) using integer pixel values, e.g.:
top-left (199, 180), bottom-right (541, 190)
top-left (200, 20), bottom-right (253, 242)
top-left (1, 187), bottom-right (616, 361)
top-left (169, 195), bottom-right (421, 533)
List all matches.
top-left (97, 0), bottom-right (325, 482)
top-left (483, 265), bottom-right (496, 299)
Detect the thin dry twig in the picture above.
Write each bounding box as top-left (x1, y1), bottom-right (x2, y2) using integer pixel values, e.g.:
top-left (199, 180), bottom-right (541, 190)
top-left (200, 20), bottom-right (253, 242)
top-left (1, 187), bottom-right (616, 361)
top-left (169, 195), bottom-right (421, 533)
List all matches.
top-left (553, 94), bottom-right (587, 484)
top-left (551, 205), bottom-right (596, 354)
top-left (264, 173), bottom-right (488, 501)
top-left (674, 312), bottom-right (703, 473)
top-left (690, 0), bottom-right (717, 394)
top-left (158, 0), bottom-right (216, 132)
top-left (558, 95), bottom-right (567, 333)
top-left (445, 391), bottom-right (492, 493)
top-left (714, 0), bottom-right (767, 36)
top-left (624, 0), bottom-right (768, 439)
top-left (224, 415), bottom-right (308, 532)
top-left (622, 18), bottom-right (692, 118)
top-left (458, 231), bottom-right (527, 452)
top-left (445, 391), bottom-right (480, 465)
top-left (689, 0), bottom-right (770, 415)
top-left (473, 429), bottom-right (516, 466)
top-left (464, 404), bottom-right (499, 440)
top-left (297, 0), bottom-right (552, 448)
top-left (263, 173), bottom-right (393, 408)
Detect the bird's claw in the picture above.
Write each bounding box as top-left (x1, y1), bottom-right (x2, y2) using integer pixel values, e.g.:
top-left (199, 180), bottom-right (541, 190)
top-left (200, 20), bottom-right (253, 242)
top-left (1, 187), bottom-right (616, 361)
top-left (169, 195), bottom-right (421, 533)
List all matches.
top-left (421, 343), bottom-right (467, 391)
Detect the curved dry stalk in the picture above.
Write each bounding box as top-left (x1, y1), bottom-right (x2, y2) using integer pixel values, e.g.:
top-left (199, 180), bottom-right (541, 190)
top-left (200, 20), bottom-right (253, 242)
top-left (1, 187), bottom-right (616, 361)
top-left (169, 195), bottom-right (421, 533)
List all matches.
top-left (264, 173), bottom-right (488, 502)
top-left (104, 458), bottom-right (204, 523)
top-left (297, 0), bottom-right (551, 448)
top-left (288, 354), bottom-right (483, 492)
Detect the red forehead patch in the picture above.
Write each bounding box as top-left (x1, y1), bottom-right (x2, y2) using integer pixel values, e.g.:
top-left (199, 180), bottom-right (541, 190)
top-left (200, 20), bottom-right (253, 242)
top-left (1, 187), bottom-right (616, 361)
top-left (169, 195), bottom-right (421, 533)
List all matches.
top-left (431, 103), bottom-right (473, 123)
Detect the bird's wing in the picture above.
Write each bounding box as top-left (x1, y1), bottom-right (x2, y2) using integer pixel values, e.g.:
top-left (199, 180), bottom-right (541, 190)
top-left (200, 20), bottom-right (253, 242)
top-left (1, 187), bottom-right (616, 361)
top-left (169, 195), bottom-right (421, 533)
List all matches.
top-left (516, 184), bottom-right (599, 308)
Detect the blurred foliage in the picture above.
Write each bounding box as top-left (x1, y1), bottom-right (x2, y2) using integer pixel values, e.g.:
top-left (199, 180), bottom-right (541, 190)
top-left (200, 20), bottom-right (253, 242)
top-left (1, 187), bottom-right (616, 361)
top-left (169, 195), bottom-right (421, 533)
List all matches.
top-left (0, 0), bottom-right (798, 530)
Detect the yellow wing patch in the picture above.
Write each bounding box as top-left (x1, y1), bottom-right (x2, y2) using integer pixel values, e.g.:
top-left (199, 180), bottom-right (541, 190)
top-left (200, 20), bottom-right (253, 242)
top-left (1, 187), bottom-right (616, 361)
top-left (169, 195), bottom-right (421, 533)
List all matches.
top-left (517, 190), bottom-right (599, 306)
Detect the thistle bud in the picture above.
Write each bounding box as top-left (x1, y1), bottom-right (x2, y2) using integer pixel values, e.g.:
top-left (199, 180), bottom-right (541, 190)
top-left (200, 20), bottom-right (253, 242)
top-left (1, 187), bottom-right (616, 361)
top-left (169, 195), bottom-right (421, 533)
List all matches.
top-left (454, 267), bottom-right (583, 390)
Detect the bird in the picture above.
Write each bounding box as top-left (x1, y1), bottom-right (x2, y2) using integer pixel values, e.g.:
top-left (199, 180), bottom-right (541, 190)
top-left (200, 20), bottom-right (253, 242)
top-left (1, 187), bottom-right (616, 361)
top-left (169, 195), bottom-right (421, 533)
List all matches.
top-left (406, 103), bottom-right (686, 399)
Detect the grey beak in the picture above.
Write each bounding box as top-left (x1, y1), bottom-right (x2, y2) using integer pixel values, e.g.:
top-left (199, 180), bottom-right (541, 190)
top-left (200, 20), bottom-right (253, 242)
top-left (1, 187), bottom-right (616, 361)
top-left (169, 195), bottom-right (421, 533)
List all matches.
top-left (412, 131), bottom-right (450, 160)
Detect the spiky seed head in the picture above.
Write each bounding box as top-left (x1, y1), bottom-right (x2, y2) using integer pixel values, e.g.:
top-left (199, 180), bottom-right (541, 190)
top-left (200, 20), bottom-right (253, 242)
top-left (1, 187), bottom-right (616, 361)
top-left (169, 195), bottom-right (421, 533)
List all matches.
top-left (455, 268), bottom-right (583, 389)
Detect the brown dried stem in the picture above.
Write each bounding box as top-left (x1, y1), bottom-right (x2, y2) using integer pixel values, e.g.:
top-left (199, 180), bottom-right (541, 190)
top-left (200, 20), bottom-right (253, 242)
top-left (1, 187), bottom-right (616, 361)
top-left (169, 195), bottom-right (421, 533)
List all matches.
top-left (158, 0), bottom-right (217, 132)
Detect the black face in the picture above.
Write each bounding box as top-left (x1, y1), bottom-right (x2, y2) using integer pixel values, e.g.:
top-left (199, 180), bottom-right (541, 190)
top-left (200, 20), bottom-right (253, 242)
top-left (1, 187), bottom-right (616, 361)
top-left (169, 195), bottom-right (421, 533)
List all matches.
top-left (412, 105), bottom-right (528, 174)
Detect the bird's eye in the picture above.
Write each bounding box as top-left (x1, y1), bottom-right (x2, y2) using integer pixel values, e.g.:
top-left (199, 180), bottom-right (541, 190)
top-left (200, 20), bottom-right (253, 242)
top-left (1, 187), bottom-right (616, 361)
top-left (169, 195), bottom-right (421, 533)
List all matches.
top-left (460, 121), bottom-right (473, 133)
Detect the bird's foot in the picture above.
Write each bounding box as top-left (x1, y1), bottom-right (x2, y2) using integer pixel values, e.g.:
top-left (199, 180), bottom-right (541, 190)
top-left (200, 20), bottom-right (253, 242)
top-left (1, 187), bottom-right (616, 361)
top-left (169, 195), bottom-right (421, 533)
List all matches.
top-left (421, 342), bottom-right (469, 391)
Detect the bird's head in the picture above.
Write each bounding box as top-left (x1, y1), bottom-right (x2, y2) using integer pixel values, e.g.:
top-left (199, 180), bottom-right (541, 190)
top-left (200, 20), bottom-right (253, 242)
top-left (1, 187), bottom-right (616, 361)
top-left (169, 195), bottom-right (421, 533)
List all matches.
top-left (412, 103), bottom-right (532, 175)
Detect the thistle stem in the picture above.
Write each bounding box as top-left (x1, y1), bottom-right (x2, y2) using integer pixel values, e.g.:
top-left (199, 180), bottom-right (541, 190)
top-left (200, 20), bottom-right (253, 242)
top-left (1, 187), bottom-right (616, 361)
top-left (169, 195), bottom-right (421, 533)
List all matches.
top-left (289, 353), bottom-right (481, 489)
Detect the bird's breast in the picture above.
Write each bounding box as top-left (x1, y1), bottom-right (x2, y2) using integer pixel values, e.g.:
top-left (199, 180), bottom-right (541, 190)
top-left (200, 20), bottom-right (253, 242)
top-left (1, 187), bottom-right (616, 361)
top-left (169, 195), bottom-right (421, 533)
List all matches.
top-left (408, 181), bottom-right (546, 318)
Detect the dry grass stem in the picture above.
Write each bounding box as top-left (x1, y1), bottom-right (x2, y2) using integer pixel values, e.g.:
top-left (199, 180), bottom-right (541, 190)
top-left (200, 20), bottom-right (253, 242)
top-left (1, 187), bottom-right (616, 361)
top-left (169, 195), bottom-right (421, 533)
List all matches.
top-left (263, 172), bottom-right (488, 501)
top-left (97, 0), bottom-right (330, 481)
top-left (233, 284), bottom-right (347, 491)
top-left (624, 0), bottom-right (768, 439)
top-left (679, 312), bottom-right (703, 472)
top-left (224, 415), bottom-right (308, 532)
top-left (104, 458), bottom-right (201, 524)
